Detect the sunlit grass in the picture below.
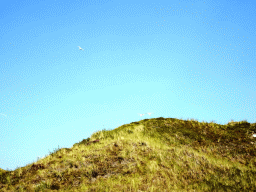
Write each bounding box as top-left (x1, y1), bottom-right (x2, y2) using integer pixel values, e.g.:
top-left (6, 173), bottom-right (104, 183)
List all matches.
top-left (0, 117), bottom-right (256, 191)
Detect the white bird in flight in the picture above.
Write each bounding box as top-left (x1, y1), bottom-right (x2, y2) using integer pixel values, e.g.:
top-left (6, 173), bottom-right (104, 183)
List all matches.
top-left (78, 46), bottom-right (84, 51)
top-left (138, 114), bottom-right (145, 117)
top-left (0, 113), bottom-right (7, 117)
top-left (147, 112), bottom-right (154, 116)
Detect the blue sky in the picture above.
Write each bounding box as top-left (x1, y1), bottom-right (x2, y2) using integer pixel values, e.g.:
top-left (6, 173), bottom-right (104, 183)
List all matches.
top-left (1, 0), bottom-right (255, 171)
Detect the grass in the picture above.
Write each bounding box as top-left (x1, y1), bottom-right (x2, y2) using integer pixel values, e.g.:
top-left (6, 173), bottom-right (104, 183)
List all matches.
top-left (0, 117), bottom-right (256, 192)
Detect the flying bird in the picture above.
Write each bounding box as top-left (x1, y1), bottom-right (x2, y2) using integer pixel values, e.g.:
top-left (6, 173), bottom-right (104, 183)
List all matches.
top-left (0, 113), bottom-right (7, 117)
top-left (78, 46), bottom-right (84, 51)
top-left (138, 114), bottom-right (145, 117)
top-left (147, 112), bottom-right (154, 116)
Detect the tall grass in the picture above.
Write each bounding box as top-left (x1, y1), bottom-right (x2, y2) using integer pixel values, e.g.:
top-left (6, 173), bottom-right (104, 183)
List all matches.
top-left (0, 117), bottom-right (256, 191)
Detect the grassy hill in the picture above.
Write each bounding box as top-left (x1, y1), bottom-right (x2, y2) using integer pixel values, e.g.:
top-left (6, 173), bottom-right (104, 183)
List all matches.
top-left (0, 117), bottom-right (256, 192)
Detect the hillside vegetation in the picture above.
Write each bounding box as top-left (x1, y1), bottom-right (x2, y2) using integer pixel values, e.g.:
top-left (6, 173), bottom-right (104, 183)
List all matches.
top-left (0, 117), bottom-right (256, 192)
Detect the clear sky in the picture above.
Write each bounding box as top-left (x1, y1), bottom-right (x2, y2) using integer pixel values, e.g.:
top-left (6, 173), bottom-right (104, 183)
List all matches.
top-left (1, 0), bottom-right (255, 171)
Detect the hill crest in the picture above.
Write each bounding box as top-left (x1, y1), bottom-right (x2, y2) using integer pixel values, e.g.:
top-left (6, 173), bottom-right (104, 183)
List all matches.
top-left (1, 117), bottom-right (256, 191)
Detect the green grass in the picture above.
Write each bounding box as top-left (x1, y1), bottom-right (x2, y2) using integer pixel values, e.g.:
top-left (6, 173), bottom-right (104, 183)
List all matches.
top-left (0, 117), bottom-right (256, 192)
